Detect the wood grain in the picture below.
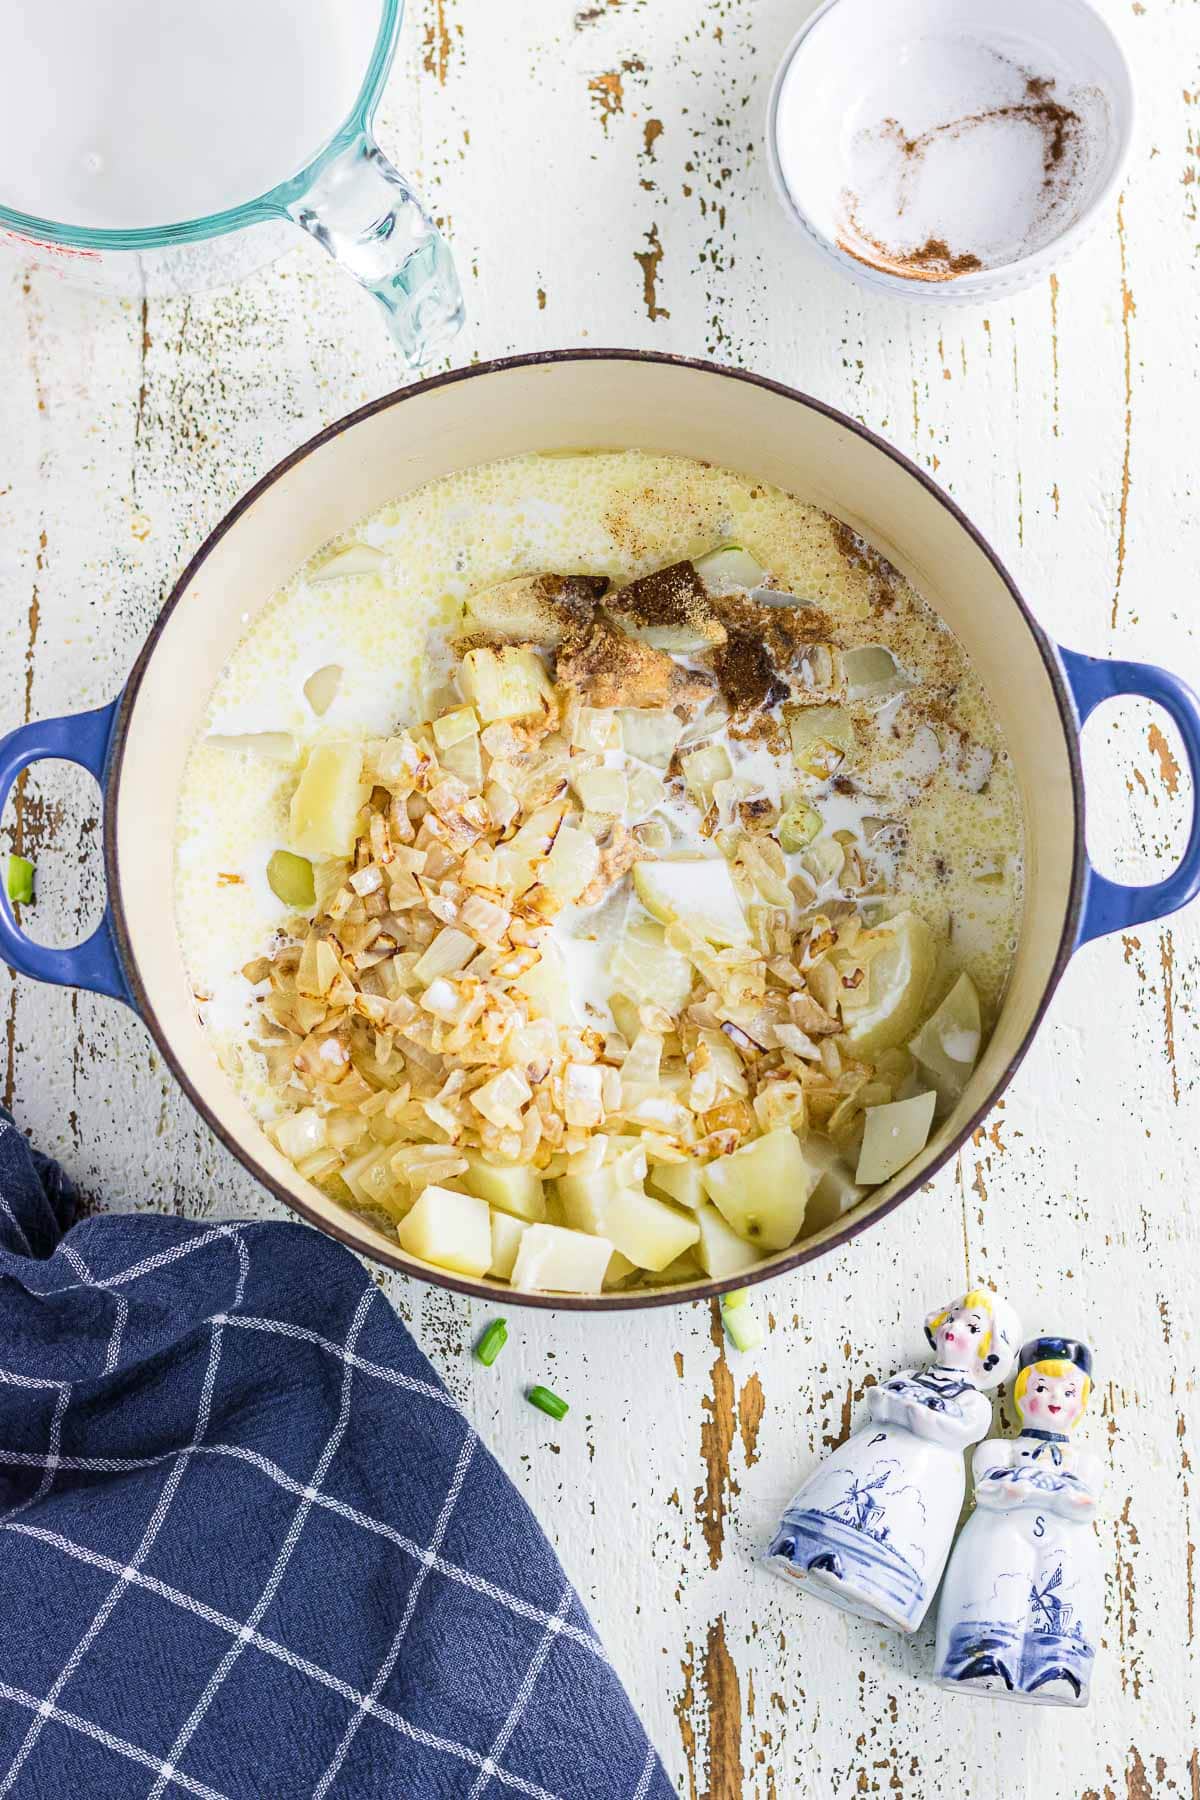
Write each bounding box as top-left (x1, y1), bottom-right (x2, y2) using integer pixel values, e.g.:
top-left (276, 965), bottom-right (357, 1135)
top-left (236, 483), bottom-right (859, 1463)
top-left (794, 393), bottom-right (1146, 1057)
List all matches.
top-left (1, 0), bottom-right (1198, 1792)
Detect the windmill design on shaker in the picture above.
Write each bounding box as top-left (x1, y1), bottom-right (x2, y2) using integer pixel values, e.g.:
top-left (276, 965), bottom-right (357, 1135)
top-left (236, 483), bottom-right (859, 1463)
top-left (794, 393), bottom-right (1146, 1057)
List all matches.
top-left (1030, 1568), bottom-right (1072, 1635)
top-left (830, 1472), bottom-right (892, 1538)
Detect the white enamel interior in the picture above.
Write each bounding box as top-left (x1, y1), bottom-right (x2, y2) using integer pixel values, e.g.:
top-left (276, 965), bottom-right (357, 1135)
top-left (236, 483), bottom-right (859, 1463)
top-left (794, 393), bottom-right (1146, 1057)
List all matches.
top-left (768, 0), bottom-right (1134, 301)
top-left (112, 357), bottom-right (1080, 1302)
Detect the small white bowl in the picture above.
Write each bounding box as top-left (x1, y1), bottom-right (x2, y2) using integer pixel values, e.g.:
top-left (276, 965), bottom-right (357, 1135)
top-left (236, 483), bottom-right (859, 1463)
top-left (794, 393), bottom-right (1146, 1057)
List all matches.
top-left (767, 0), bottom-right (1134, 302)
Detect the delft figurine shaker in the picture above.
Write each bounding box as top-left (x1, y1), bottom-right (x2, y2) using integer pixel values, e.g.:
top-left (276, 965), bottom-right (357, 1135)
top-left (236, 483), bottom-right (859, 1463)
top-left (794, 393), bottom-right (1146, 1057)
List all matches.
top-left (934, 1335), bottom-right (1100, 1705)
top-left (764, 1287), bottom-right (1020, 1631)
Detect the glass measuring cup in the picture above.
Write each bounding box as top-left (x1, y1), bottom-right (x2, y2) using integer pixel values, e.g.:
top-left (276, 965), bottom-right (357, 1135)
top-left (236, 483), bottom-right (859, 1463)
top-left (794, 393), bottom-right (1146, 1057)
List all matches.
top-left (0, 0), bottom-right (463, 366)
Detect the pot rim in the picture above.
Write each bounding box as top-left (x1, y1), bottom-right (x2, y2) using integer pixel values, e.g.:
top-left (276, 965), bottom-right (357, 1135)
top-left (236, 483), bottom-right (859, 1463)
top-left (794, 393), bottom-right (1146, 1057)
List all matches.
top-left (103, 348), bottom-right (1087, 1310)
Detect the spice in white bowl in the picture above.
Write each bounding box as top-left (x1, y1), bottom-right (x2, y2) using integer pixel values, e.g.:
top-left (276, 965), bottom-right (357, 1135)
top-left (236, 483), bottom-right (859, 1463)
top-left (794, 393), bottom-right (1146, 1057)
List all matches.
top-left (768, 0), bottom-right (1134, 300)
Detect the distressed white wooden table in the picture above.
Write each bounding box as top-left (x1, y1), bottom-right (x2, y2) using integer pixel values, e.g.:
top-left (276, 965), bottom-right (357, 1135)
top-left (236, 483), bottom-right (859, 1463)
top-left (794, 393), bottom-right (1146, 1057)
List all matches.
top-left (2, 1), bottom-right (1198, 1793)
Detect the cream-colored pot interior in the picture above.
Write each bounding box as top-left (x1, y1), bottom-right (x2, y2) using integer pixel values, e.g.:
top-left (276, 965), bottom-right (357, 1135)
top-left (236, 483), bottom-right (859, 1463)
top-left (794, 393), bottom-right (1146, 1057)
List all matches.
top-left (111, 355), bottom-right (1082, 1306)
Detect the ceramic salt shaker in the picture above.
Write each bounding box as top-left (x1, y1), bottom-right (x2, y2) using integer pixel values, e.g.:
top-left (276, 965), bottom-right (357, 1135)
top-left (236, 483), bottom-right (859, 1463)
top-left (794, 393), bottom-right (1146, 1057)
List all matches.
top-left (934, 1335), bottom-right (1100, 1705)
top-left (764, 1287), bottom-right (1020, 1631)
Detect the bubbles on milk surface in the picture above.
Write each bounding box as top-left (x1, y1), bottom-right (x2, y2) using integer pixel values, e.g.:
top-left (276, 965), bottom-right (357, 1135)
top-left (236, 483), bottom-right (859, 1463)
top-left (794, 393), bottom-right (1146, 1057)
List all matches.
top-left (174, 450), bottom-right (1024, 1089)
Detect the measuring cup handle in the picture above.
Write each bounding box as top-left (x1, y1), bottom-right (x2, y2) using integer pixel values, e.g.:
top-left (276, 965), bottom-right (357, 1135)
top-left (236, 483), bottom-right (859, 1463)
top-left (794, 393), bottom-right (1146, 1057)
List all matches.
top-left (287, 130), bottom-right (464, 367)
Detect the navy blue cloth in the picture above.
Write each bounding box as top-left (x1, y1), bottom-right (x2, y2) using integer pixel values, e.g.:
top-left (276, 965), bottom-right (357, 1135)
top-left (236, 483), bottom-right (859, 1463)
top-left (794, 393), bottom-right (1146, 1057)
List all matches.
top-left (0, 1112), bottom-right (671, 1799)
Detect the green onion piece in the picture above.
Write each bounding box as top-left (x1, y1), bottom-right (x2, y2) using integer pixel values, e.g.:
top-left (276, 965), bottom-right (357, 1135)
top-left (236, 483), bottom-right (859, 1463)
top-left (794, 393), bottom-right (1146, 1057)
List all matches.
top-left (778, 801), bottom-right (822, 853)
top-left (6, 855), bottom-right (34, 906)
top-left (266, 849), bottom-right (315, 909)
top-left (721, 1292), bottom-right (764, 1352)
top-left (527, 1384), bottom-right (569, 1420)
top-left (721, 1288), bottom-right (750, 1312)
top-left (474, 1319), bottom-right (508, 1367)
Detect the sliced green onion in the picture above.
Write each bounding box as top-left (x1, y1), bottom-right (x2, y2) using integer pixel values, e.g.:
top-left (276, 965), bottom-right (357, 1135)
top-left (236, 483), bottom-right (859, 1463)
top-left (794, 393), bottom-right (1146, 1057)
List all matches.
top-left (721, 1291), bottom-right (764, 1352)
top-left (527, 1384), bottom-right (569, 1420)
top-left (6, 855), bottom-right (34, 906)
top-left (266, 849), bottom-right (315, 908)
top-left (474, 1319), bottom-right (508, 1367)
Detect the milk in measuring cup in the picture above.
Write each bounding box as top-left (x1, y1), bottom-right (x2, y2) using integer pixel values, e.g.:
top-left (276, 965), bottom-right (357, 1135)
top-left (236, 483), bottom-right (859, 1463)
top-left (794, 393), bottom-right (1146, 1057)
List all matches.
top-left (1, 0), bottom-right (377, 229)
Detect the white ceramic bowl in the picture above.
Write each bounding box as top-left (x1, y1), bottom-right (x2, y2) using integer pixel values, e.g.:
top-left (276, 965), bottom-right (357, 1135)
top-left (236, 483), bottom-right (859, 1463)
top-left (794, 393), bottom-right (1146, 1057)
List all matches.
top-left (767, 0), bottom-right (1134, 302)
top-left (1, 354), bottom-right (1197, 1308)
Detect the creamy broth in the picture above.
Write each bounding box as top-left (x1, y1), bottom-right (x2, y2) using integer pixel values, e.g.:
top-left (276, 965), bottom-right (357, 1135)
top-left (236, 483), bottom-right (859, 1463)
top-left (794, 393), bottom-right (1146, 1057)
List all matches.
top-left (175, 451), bottom-right (1023, 1283)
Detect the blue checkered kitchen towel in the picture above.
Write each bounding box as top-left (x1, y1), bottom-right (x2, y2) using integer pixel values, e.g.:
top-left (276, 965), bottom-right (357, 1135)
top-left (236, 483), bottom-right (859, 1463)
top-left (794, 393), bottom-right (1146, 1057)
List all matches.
top-left (0, 1111), bottom-right (673, 1799)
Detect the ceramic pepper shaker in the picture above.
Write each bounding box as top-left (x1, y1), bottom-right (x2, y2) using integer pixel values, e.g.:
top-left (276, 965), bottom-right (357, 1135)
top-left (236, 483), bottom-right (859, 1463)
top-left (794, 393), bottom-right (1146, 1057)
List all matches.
top-left (934, 1335), bottom-right (1100, 1705)
top-left (764, 1287), bottom-right (1020, 1631)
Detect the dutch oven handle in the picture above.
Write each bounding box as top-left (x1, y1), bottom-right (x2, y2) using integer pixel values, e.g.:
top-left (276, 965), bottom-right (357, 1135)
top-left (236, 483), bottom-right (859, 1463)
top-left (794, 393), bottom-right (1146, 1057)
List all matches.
top-left (0, 699), bottom-right (132, 1005)
top-left (1059, 646), bottom-right (1200, 946)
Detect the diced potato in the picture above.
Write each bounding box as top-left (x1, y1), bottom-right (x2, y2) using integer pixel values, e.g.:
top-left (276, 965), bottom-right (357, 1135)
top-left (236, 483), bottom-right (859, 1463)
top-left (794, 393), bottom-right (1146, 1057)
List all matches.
top-left (603, 1188), bottom-right (700, 1271)
top-left (266, 850), bottom-right (315, 909)
top-left (625, 765), bottom-right (666, 820)
top-left (510, 1223), bottom-right (612, 1293)
top-left (844, 644), bottom-right (910, 701)
top-left (556, 1165), bottom-right (624, 1234)
top-left (788, 704), bottom-right (855, 778)
top-left (694, 544), bottom-right (768, 593)
top-left (618, 710), bottom-right (684, 767)
top-left (603, 1249), bottom-right (639, 1289)
top-left (459, 647), bottom-right (553, 722)
top-left (540, 824), bottom-right (600, 903)
top-left (461, 1152), bottom-right (547, 1222)
top-left (701, 1128), bottom-right (812, 1250)
top-left (311, 543), bottom-right (387, 582)
top-left (559, 1170), bottom-right (698, 1270)
top-left (633, 858), bottom-right (750, 948)
top-left (461, 573), bottom-right (604, 646)
top-left (646, 1159), bottom-right (707, 1211)
top-left (396, 1185), bottom-right (492, 1277)
top-left (838, 911), bottom-right (936, 1055)
top-left (610, 919), bottom-right (694, 1012)
top-left (289, 743), bottom-right (370, 858)
top-left (801, 1136), bottom-right (866, 1234)
top-left (573, 766), bottom-right (628, 815)
top-left (909, 972), bottom-right (982, 1105)
top-left (488, 1211), bottom-right (528, 1280)
top-left (856, 1091), bottom-right (938, 1185)
top-left (682, 742), bottom-right (733, 803)
top-left (638, 1247), bottom-right (704, 1287)
top-left (570, 706), bottom-right (619, 753)
top-left (693, 1202), bottom-right (761, 1278)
